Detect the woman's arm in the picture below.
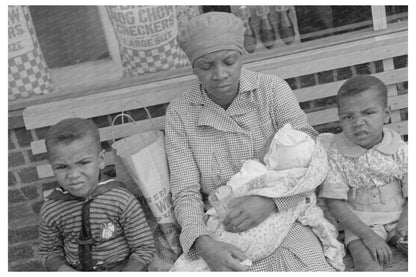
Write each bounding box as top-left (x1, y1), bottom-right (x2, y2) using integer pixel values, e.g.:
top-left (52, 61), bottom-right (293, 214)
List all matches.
top-left (165, 106), bottom-right (209, 255)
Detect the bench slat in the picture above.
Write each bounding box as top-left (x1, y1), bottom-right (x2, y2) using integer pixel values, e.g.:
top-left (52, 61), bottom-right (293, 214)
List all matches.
top-left (23, 31), bottom-right (407, 130)
top-left (307, 94), bottom-right (407, 125)
top-left (31, 116), bottom-right (165, 155)
top-left (30, 93), bottom-right (407, 156)
top-left (295, 68), bottom-right (407, 103)
top-left (35, 120), bottom-right (408, 179)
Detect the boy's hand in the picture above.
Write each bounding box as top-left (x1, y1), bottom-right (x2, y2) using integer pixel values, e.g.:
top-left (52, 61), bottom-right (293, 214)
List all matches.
top-left (362, 234), bottom-right (392, 265)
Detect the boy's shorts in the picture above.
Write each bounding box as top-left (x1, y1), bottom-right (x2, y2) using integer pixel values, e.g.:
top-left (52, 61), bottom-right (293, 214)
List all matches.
top-left (344, 222), bottom-right (397, 246)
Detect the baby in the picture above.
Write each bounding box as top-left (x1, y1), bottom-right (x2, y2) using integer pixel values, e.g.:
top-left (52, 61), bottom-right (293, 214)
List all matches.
top-left (39, 118), bottom-right (155, 271)
top-left (319, 75), bottom-right (408, 271)
top-left (172, 123), bottom-right (344, 271)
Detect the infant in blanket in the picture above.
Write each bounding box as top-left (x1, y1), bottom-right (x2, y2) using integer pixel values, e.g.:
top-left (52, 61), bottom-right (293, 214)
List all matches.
top-left (171, 124), bottom-right (344, 271)
top-left (206, 123), bottom-right (316, 261)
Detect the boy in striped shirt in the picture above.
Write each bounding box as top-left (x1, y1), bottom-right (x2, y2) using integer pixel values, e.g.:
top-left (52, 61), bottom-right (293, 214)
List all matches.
top-left (39, 118), bottom-right (155, 271)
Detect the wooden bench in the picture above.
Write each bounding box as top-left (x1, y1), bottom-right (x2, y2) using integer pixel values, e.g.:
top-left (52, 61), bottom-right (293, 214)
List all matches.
top-left (23, 29), bottom-right (408, 271)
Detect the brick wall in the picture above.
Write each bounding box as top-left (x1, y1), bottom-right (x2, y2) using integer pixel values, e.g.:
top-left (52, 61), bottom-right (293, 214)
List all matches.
top-left (8, 57), bottom-right (407, 271)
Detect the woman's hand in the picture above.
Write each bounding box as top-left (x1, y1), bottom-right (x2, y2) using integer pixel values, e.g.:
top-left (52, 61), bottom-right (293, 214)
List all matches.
top-left (195, 235), bottom-right (250, 271)
top-left (362, 233), bottom-right (392, 265)
top-left (223, 195), bottom-right (277, 233)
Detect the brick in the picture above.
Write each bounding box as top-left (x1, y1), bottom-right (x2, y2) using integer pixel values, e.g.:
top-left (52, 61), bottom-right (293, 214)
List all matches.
top-left (9, 171), bottom-right (17, 187)
top-left (150, 104), bottom-right (167, 118)
top-left (8, 151), bottom-right (25, 167)
top-left (21, 186), bottom-right (40, 201)
top-left (400, 108), bottom-right (408, 121)
top-left (9, 260), bottom-right (45, 271)
top-left (31, 200), bottom-right (45, 215)
top-left (41, 181), bottom-right (59, 192)
top-left (35, 126), bottom-right (50, 140)
top-left (285, 78), bottom-right (298, 90)
top-left (27, 150), bottom-right (49, 163)
top-left (8, 245), bottom-right (34, 262)
top-left (397, 81), bottom-right (408, 95)
top-left (9, 189), bottom-right (26, 203)
top-left (101, 141), bottom-right (111, 151)
top-left (355, 63), bottom-right (371, 74)
top-left (92, 115), bottom-right (110, 128)
top-left (18, 167), bottom-right (39, 184)
top-left (314, 122), bottom-right (342, 134)
top-left (129, 108), bottom-right (149, 121)
top-left (317, 70), bottom-right (334, 84)
top-left (374, 60), bottom-right (384, 73)
top-left (9, 225), bottom-right (39, 244)
top-left (393, 55), bottom-right (407, 69)
top-left (313, 96), bottom-right (337, 110)
top-left (336, 67), bottom-right (353, 80)
top-left (9, 130), bottom-right (16, 150)
top-left (8, 203), bottom-right (34, 220)
top-left (299, 74), bottom-right (316, 88)
top-left (14, 127), bottom-right (33, 148)
top-left (299, 101), bottom-right (312, 113)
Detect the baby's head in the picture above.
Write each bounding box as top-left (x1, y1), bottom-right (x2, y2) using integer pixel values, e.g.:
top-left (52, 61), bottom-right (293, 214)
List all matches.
top-left (263, 123), bottom-right (315, 171)
top-left (337, 75), bottom-right (390, 149)
top-left (45, 118), bottom-right (105, 198)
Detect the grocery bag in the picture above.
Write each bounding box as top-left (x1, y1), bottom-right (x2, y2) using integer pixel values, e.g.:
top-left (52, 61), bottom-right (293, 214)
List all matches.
top-left (111, 111), bottom-right (181, 270)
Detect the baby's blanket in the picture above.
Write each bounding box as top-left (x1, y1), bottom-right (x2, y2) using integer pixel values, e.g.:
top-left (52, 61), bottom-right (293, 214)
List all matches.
top-left (171, 133), bottom-right (345, 271)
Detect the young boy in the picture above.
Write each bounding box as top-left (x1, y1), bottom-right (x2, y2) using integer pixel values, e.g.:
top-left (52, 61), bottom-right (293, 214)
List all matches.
top-left (319, 75), bottom-right (408, 271)
top-left (39, 118), bottom-right (155, 271)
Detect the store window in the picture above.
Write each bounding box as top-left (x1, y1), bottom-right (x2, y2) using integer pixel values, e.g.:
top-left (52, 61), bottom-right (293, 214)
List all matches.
top-left (8, 5), bottom-right (408, 107)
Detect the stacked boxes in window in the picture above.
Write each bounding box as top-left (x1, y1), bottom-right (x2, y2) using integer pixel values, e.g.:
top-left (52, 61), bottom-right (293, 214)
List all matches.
top-left (8, 5), bottom-right (56, 101)
top-left (106, 6), bottom-right (199, 77)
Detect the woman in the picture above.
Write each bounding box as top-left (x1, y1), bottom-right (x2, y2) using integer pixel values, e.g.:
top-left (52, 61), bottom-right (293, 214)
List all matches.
top-left (165, 11), bottom-right (336, 271)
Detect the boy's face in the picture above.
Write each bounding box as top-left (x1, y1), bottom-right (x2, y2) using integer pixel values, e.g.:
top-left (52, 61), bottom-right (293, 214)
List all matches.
top-left (49, 136), bottom-right (104, 198)
top-left (338, 88), bottom-right (390, 149)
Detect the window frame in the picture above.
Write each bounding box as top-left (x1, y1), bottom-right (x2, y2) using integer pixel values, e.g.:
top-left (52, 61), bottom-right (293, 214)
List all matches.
top-left (8, 5), bottom-right (406, 112)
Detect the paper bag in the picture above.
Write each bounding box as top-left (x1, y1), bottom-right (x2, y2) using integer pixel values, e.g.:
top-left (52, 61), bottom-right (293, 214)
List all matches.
top-left (112, 114), bottom-right (182, 270)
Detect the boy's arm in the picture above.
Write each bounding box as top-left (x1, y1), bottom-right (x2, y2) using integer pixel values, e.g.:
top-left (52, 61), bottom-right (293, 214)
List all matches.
top-left (39, 206), bottom-right (74, 271)
top-left (396, 200), bottom-right (408, 235)
top-left (121, 196), bottom-right (155, 271)
top-left (327, 198), bottom-right (377, 240)
top-left (327, 198), bottom-right (392, 263)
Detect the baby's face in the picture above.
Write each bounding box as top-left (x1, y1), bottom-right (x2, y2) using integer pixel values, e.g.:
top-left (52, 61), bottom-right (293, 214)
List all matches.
top-left (338, 88), bottom-right (390, 149)
top-left (49, 136), bottom-right (104, 198)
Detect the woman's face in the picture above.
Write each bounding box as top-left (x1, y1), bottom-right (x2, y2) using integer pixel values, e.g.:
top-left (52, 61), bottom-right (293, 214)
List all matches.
top-left (193, 50), bottom-right (243, 108)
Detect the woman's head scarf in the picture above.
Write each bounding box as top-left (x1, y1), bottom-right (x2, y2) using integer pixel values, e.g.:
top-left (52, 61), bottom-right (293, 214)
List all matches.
top-left (177, 12), bottom-right (246, 65)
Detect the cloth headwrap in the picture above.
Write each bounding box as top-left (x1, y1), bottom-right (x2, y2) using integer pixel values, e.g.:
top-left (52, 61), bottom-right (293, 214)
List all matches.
top-left (177, 12), bottom-right (246, 65)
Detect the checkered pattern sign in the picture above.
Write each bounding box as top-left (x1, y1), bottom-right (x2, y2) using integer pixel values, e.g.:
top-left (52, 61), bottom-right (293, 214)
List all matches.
top-left (106, 6), bottom-right (190, 77)
top-left (8, 6), bottom-right (56, 101)
top-left (120, 39), bottom-right (189, 77)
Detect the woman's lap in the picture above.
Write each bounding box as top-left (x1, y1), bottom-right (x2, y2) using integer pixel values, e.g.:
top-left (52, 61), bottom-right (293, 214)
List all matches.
top-left (250, 221), bottom-right (336, 271)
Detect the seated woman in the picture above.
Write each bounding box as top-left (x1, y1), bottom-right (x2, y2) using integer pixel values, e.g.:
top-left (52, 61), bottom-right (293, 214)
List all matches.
top-left (165, 11), bottom-right (339, 271)
top-left (171, 124), bottom-right (345, 271)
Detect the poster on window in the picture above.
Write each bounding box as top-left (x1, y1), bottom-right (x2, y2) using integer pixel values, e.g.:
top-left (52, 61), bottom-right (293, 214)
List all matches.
top-left (106, 6), bottom-right (194, 77)
top-left (8, 5), bottom-right (56, 101)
